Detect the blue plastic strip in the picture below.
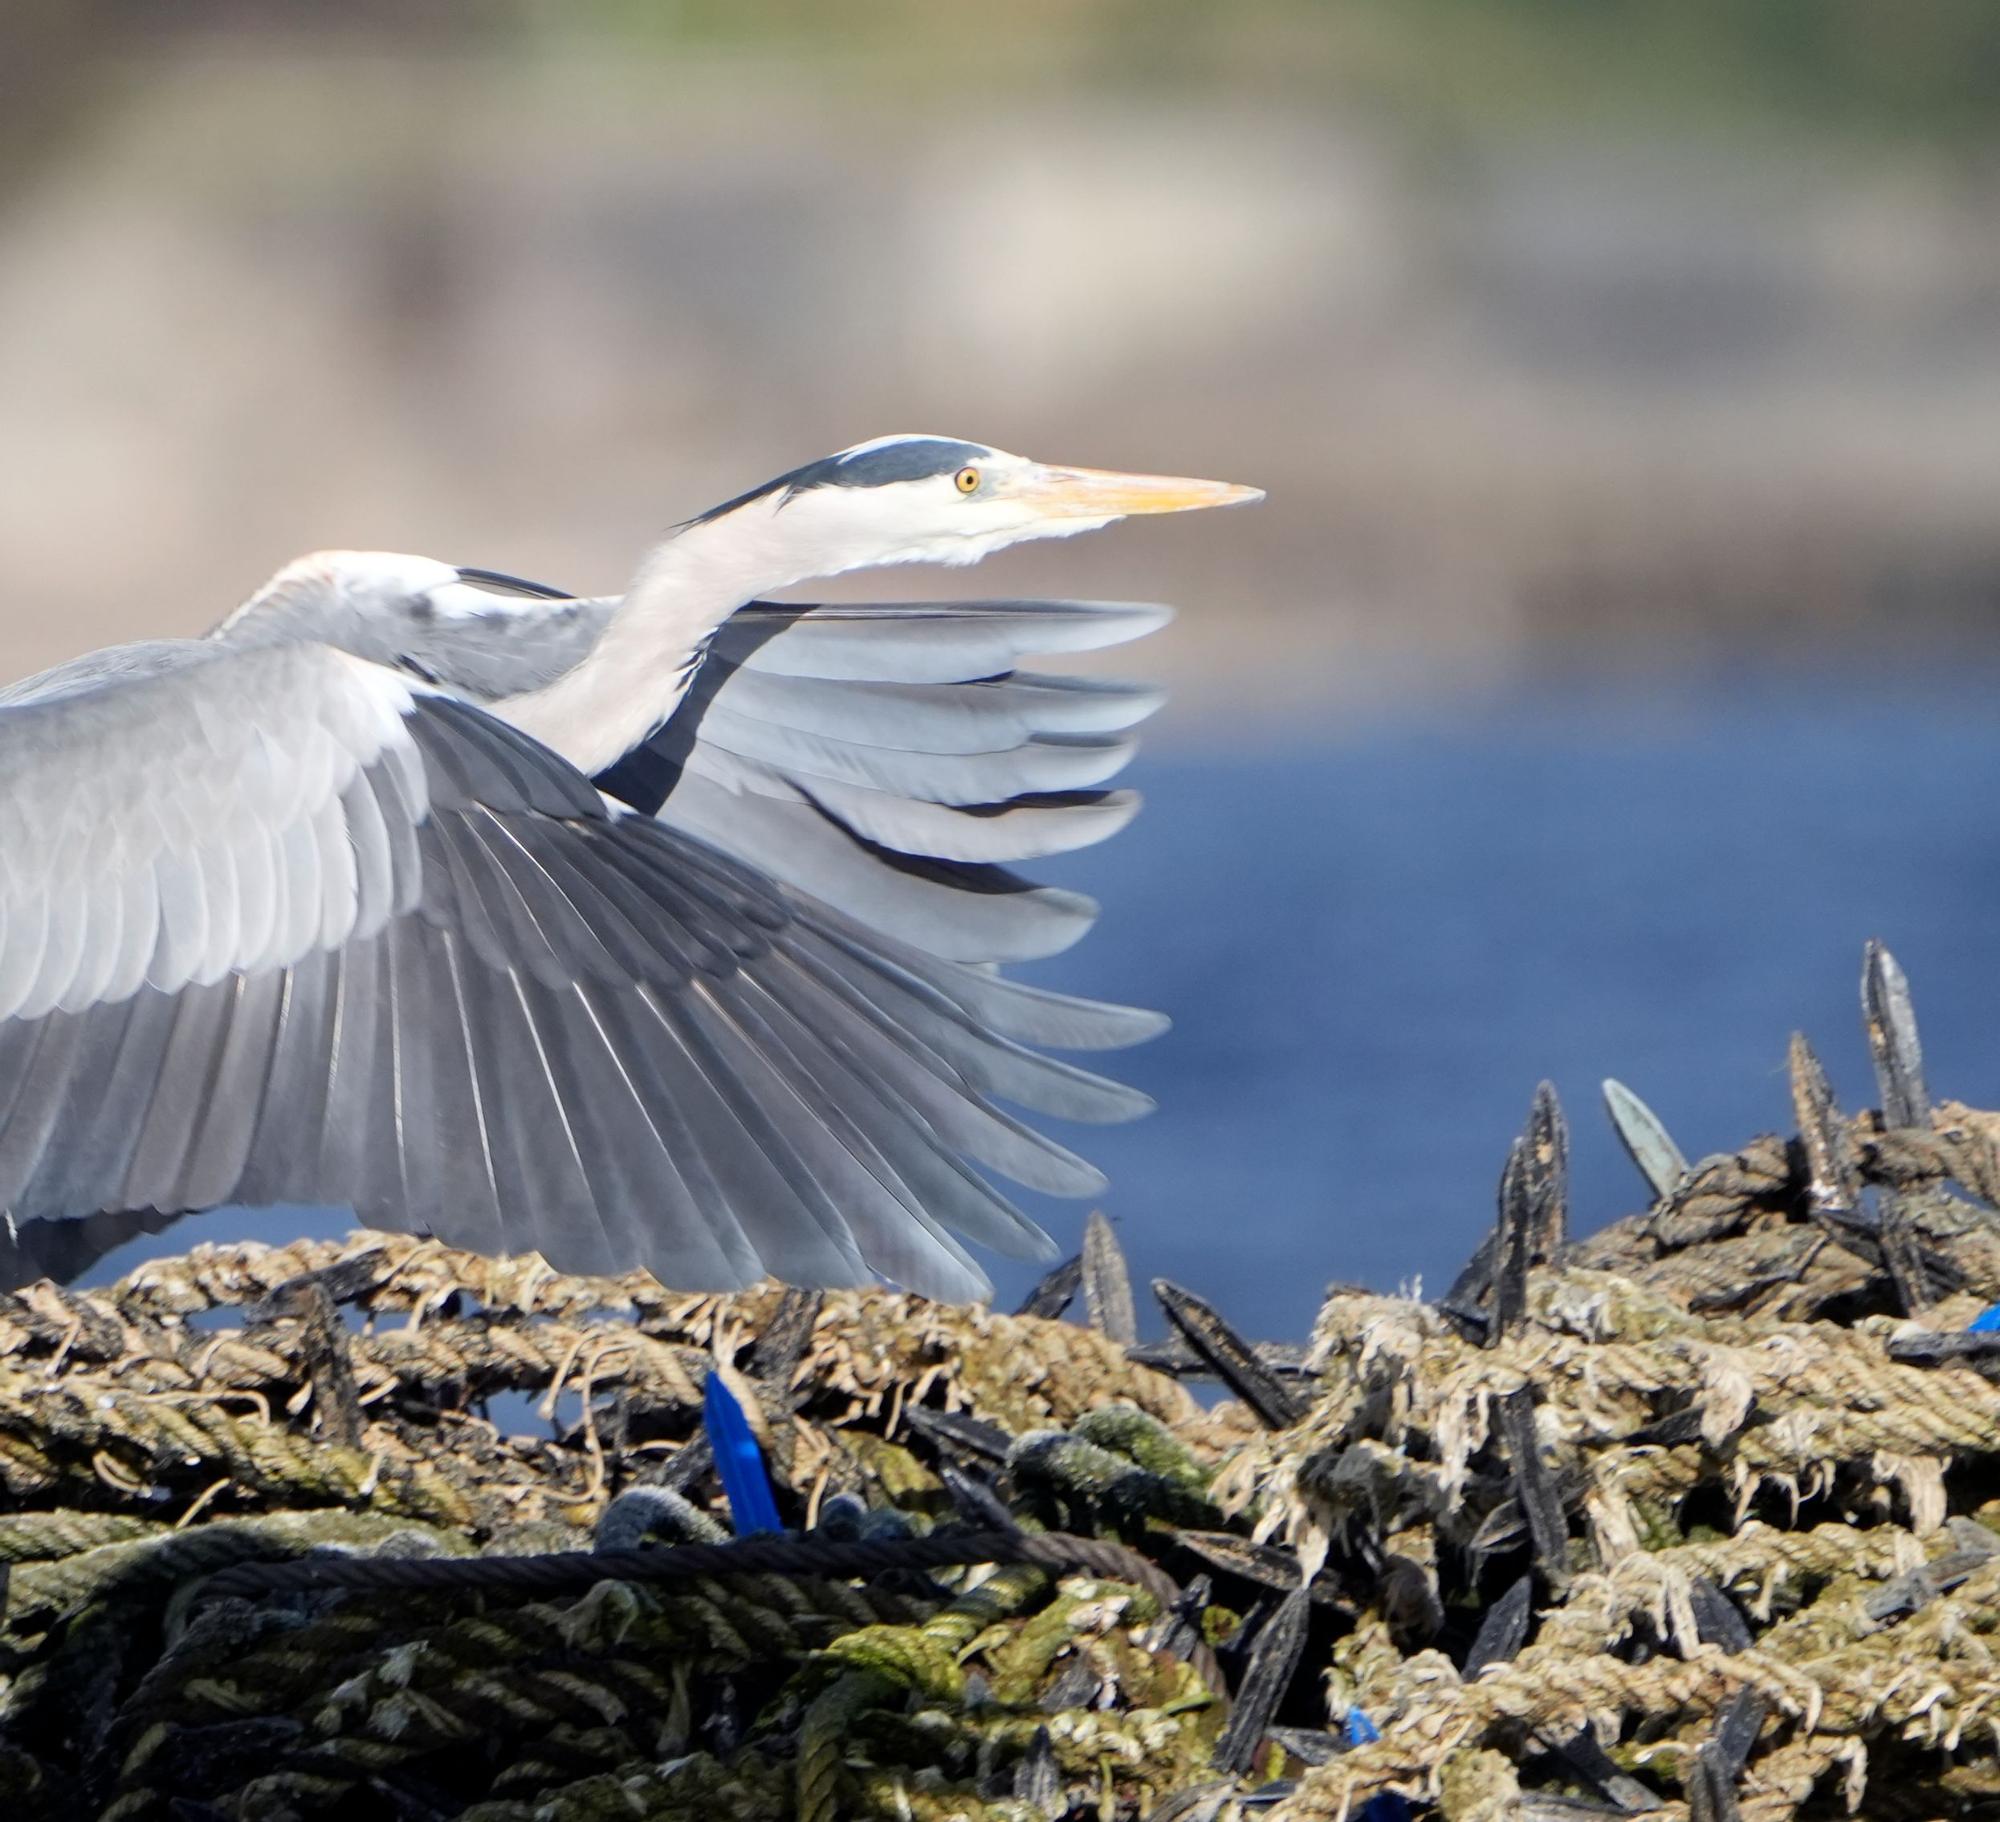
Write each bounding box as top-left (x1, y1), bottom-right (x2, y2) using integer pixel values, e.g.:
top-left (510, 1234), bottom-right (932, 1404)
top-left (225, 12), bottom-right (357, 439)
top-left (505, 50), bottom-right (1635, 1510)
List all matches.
top-left (1344, 1708), bottom-right (1412, 1821)
top-left (703, 1370), bottom-right (783, 1535)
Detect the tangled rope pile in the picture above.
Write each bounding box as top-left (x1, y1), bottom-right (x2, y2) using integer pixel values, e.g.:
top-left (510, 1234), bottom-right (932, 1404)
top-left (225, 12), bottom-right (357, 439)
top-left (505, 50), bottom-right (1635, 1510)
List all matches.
top-left (5, 943), bottom-right (2000, 1820)
top-left (0, 1232), bottom-right (1236, 1821)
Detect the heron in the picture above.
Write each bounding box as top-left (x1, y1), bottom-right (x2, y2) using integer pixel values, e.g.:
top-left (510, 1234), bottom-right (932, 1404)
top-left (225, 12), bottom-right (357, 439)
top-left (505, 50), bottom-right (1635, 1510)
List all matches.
top-left (0, 435), bottom-right (1259, 1301)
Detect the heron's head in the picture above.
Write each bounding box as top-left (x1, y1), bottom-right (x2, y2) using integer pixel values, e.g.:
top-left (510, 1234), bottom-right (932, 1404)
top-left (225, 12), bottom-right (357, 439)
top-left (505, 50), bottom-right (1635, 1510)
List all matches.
top-left (684, 435), bottom-right (1263, 578)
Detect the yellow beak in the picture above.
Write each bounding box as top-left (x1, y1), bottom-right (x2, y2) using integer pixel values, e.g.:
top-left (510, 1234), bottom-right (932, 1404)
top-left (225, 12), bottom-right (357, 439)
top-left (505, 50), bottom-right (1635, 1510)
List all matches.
top-left (1013, 464), bottom-right (1265, 519)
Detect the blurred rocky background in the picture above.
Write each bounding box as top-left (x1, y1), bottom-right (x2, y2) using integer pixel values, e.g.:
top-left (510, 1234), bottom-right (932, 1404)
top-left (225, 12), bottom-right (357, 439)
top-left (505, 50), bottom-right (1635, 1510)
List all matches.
top-left (6, 1), bottom-right (2000, 710)
top-left (12, 2), bottom-right (2000, 1326)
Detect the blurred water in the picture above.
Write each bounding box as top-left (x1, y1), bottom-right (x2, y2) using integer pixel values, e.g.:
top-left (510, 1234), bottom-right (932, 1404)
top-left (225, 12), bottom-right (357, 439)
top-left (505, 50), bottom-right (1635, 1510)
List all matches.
top-left (73, 668), bottom-right (2000, 1347)
top-left (999, 665), bottom-right (2000, 1339)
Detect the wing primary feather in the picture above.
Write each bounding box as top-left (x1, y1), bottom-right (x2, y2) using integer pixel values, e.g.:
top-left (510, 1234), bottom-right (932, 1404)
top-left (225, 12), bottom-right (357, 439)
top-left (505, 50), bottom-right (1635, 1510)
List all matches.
top-left (792, 777), bottom-right (1140, 865)
top-left (529, 980), bottom-right (739, 1284)
top-left (764, 940), bottom-right (1107, 1197)
top-left (717, 597), bottom-right (1172, 682)
top-left (693, 703), bottom-right (1139, 802)
top-left (654, 985), bottom-right (870, 1287)
top-left (623, 819), bottom-right (788, 937)
top-left (465, 964), bottom-right (615, 1275)
top-left (352, 936), bottom-right (413, 1221)
top-left (413, 696), bottom-right (606, 819)
top-left (680, 978), bottom-right (951, 1287)
top-left (23, 991), bottom-right (175, 1217)
top-left (705, 969), bottom-right (1026, 1288)
top-left (0, 1016), bottom-right (84, 1211)
top-left (581, 982), bottom-right (765, 1287)
top-left (494, 974), bottom-right (624, 1277)
top-left (617, 982), bottom-right (857, 1287)
top-left (315, 935), bottom-right (384, 1198)
top-left (236, 952), bottom-right (334, 1207)
top-left (702, 670), bottom-right (1160, 754)
top-left (177, 969), bottom-right (285, 1209)
top-left (119, 985), bottom-right (234, 1209)
top-left (383, 917), bottom-right (441, 1233)
top-left (403, 704), bottom-right (520, 810)
top-left (0, 1017), bottom-right (51, 1142)
top-left (418, 925), bottom-right (505, 1256)
top-left (557, 827), bottom-right (708, 980)
top-left (802, 907), bottom-right (1166, 1050)
top-left (420, 815), bottom-right (527, 977)
top-left (459, 812), bottom-right (632, 986)
top-left (791, 931), bottom-right (1153, 1122)
top-left (444, 694), bottom-right (609, 818)
top-left (445, 812), bottom-right (589, 986)
top-left (725, 965), bottom-right (1049, 1250)
top-left (582, 831), bottom-right (765, 975)
top-left (508, 820), bottom-right (686, 982)
top-left (660, 776), bottom-right (1097, 962)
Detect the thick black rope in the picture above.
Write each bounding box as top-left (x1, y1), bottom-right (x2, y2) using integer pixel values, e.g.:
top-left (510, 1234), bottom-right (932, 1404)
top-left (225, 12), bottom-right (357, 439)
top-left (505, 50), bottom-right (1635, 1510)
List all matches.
top-left (199, 1526), bottom-right (1170, 1610)
top-left (195, 1525), bottom-right (1222, 1699)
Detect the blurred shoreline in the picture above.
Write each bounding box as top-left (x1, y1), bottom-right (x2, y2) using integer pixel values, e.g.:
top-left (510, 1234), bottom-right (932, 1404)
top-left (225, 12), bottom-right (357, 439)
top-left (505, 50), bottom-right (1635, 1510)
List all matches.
top-left (4, 12), bottom-right (1999, 709)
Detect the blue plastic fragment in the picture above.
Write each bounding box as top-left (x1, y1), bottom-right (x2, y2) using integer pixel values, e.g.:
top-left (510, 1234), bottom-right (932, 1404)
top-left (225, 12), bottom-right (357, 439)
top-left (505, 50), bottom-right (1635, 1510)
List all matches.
top-left (1344, 1709), bottom-right (1412, 1820)
top-left (1968, 1303), bottom-right (2000, 1333)
top-left (703, 1369), bottom-right (782, 1535)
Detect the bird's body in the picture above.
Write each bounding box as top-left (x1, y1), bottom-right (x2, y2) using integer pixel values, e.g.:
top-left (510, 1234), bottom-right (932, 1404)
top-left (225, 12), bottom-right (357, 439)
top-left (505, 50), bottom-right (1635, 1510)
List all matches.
top-left (0, 436), bottom-right (1258, 1298)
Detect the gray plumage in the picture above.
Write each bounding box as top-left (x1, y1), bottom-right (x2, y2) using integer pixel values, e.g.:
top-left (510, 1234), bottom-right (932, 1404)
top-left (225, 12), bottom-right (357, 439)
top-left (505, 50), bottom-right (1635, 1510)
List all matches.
top-left (231, 579), bottom-right (1171, 962)
top-left (217, 574), bottom-right (617, 700)
top-left (0, 433), bottom-right (1262, 1298)
top-left (0, 607), bottom-right (1159, 1301)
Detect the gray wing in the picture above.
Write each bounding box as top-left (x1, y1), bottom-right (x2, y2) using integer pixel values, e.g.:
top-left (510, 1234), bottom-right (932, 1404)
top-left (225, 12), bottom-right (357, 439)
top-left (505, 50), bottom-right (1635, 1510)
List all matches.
top-left (226, 578), bottom-right (1170, 969)
top-left (226, 581), bottom-right (619, 700)
top-left (0, 640), bottom-right (1154, 1300)
top-left (0, 1207), bottom-right (184, 1292)
top-left (599, 599), bottom-right (1172, 967)
top-left (383, 589), bottom-right (617, 698)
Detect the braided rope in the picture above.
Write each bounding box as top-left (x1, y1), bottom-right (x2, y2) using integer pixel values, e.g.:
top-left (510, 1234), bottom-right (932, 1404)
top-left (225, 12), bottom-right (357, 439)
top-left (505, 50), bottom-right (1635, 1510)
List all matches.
top-left (197, 1525), bottom-right (1179, 1612)
top-left (12, 1071), bottom-right (2000, 1820)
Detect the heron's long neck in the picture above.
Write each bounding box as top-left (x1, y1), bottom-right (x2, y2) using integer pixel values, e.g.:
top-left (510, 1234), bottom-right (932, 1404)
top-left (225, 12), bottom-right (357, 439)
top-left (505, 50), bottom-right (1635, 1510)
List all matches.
top-left (498, 505), bottom-right (825, 777)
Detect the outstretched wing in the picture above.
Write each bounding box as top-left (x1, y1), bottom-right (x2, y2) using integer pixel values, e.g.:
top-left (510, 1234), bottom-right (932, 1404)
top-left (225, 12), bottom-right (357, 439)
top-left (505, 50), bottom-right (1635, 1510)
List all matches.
top-left (224, 579), bottom-right (1171, 971)
top-left (0, 641), bottom-right (1155, 1300)
top-left (599, 598), bottom-right (1172, 966)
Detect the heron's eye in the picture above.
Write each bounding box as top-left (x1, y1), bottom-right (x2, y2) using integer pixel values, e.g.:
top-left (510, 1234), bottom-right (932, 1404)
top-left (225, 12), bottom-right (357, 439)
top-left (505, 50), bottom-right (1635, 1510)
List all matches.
top-left (954, 465), bottom-right (982, 495)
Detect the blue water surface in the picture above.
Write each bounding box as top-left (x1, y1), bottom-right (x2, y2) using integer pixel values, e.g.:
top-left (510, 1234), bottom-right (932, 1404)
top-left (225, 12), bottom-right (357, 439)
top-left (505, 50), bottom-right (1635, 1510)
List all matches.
top-left (77, 667), bottom-right (2000, 1349)
top-left (1002, 666), bottom-right (2000, 1339)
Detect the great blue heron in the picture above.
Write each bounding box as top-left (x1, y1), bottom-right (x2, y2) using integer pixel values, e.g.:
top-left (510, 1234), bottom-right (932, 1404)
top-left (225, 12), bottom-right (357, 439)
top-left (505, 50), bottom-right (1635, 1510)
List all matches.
top-left (0, 435), bottom-right (1259, 1300)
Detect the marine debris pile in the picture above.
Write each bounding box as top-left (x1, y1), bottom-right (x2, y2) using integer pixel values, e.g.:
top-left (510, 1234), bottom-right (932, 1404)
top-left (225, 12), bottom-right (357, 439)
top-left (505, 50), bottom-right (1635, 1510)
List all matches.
top-left (7, 942), bottom-right (2000, 1819)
